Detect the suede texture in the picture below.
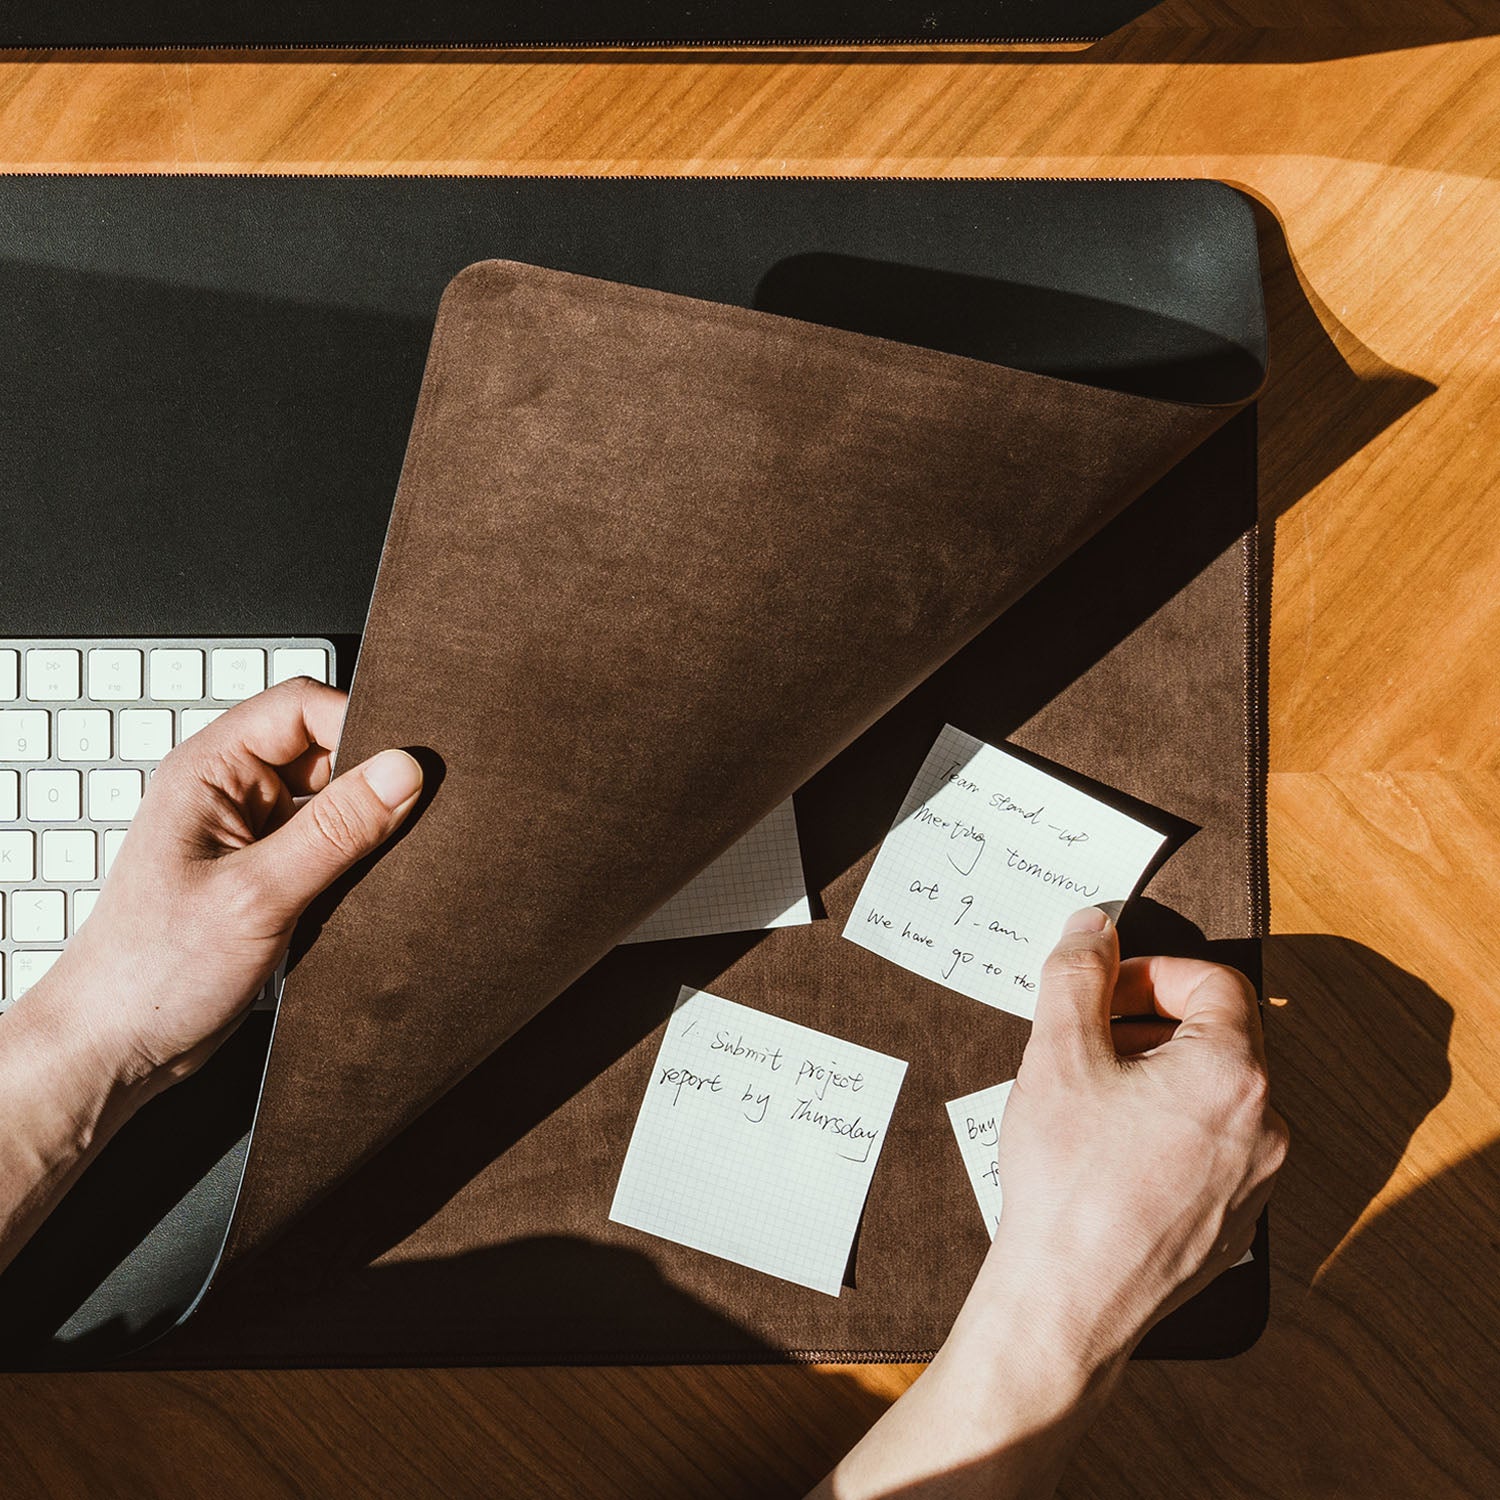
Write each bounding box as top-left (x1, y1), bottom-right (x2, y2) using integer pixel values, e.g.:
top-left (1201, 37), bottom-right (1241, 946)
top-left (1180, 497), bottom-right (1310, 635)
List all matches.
top-left (165, 261), bottom-right (1258, 1361)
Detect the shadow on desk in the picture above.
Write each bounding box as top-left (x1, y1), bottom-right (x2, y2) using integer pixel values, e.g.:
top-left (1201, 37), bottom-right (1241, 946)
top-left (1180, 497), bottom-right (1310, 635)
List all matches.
top-left (1246, 200), bottom-right (1437, 530)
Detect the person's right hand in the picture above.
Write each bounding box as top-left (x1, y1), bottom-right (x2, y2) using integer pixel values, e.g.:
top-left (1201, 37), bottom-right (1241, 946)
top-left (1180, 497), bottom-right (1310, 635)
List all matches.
top-left (808, 909), bottom-right (1287, 1499)
top-left (974, 905), bottom-right (1288, 1372)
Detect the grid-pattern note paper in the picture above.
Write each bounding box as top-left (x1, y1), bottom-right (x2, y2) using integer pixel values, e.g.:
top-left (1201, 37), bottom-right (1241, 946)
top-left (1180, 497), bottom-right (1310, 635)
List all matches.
top-left (620, 798), bottom-right (812, 944)
top-left (609, 987), bottom-right (908, 1296)
top-left (843, 725), bottom-right (1168, 1020)
top-left (946, 1080), bottom-right (1016, 1239)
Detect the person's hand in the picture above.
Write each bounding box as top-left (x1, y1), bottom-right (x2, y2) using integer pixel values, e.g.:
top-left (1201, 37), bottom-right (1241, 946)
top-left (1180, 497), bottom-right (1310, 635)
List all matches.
top-left (809, 910), bottom-right (1286, 1499)
top-left (974, 905), bottom-right (1288, 1370)
top-left (37, 677), bottom-right (423, 1100)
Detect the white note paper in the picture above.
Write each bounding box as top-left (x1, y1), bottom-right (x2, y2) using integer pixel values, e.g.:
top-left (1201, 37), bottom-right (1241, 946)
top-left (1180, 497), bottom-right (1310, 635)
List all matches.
top-left (946, 1079), bottom-right (1016, 1238)
top-left (843, 725), bottom-right (1168, 1019)
top-left (945, 1078), bottom-right (1252, 1265)
top-left (621, 799), bottom-right (813, 944)
top-left (609, 987), bottom-right (908, 1295)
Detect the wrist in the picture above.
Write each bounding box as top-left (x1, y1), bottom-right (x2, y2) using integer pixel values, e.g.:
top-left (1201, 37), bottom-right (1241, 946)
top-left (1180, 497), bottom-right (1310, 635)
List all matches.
top-left (14, 950), bottom-right (162, 1113)
top-left (0, 957), bottom-right (156, 1273)
top-left (943, 1251), bottom-right (1135, 1422)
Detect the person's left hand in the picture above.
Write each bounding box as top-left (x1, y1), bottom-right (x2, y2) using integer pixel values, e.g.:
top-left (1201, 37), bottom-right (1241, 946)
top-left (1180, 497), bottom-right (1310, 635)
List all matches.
top-left (39, 677), bottom-right (423, 1099)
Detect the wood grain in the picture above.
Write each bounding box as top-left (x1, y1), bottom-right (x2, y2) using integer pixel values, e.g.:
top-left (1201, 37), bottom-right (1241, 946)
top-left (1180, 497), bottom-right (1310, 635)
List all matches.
top-left (0, 4), bottom-right (1497, 1495)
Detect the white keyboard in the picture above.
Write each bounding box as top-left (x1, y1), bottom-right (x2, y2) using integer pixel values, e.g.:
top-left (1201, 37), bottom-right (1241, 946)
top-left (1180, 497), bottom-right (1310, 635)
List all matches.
top-left (0, 638), bottom-right (335, 1014)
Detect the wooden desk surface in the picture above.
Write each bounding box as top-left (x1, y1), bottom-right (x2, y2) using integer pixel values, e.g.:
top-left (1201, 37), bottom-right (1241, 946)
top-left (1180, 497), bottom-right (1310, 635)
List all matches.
top-left (2, 6), bottom-right (1497, 1495)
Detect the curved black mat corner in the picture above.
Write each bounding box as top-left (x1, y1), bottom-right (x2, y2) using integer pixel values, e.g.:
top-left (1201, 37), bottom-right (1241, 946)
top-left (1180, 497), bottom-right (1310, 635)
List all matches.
top-left (0, 176), bottom-right (1265, 1368)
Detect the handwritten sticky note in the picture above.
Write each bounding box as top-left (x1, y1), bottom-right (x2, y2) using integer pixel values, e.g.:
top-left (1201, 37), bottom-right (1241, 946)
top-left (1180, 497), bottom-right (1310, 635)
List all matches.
top-left (946, 1080), bottom-right (1016, 1238)
top-left (609, 986), bottom-right (908, 1295)
top-left (843, 725), bottom-right (1167, 1019)
top-left (947, 1079), bottom-right (1252, 1266)
top-left (621, 798), bottom-right (812, 944)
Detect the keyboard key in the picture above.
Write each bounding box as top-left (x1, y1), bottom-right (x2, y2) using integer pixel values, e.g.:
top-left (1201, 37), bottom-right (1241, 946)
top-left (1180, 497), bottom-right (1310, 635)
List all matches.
top-left (26, 648), bottom-right (81, 701)
top-left (73, 889), bottom-right (100, 927)
top-left (0, 831), bottom-right (34, 881)
top-left (42, 829), bottom-right (96, 883)
top-left (12, 889), bottom-right (66, 942)
top-left (0, 770), bottom-right (17, 822)
top-left (272, 648), bottom-right (331, 686)
top-left (0, 710), bottom-right (49, 760)
top-left (89, 770), bottom-right (144, 823)
top-left (0, 650), bottom-right (16, 700)
top-left (103, 828), bottom-right (128, 875)
top-left (119, 708), bottom-right (173, 761)
top-left (149, 648), bottom-right (204, 701)
top-left (180, 708), bottom-right (226, 742)
top-left (57, 708), bottom-right (112, 761)
top-left (10, 948), bottom-right (61, 1001)
top-left (27, 769), bottom-right (82, 822)
top-left (88, 648), bottom-right (144, 701)
top-left (211, 648), bottom-right (266, 702)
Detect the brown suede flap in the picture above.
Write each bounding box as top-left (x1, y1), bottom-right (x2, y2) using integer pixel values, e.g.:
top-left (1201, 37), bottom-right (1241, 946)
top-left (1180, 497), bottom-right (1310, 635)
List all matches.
top-left (221, 260), bottom-right (1242, 1272)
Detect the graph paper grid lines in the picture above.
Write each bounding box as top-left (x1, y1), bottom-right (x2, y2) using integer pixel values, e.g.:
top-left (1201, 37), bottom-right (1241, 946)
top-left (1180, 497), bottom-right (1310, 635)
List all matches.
top-left (621, 798), bottom-right (812, 945)
top-left (609, 987), bottom-right (907, 1295)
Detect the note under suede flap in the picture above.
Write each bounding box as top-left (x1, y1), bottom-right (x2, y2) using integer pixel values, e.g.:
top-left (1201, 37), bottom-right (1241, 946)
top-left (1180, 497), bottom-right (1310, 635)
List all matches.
top-left (218, 260), bottom-right (1243, 1268)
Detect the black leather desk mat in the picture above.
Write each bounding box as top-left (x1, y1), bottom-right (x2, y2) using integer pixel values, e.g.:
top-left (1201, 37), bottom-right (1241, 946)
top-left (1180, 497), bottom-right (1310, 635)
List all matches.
top-left (0, 176), bottom-right (1268, 1367)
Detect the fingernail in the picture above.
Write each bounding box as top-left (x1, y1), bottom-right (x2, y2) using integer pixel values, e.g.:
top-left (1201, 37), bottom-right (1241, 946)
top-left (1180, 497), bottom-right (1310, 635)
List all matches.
top-left (1063, 905), bottom-right (1111, 934)
top-left (362, 749), bottom-right (423, 810)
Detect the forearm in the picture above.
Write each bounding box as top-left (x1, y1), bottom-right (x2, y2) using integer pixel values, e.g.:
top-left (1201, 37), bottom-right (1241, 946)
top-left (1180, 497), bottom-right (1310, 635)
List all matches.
top-left (809, 1264), bottom-right (1130, 1500)
top-left (0, 970), bottom-right (147, 1274)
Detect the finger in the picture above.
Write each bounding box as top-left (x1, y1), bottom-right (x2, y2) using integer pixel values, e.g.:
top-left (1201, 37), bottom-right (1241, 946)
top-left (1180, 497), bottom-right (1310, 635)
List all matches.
top-left (235, 748), bottom-right (424, 927)
top-left (1106, 953), bottom-right (1263, 1058)
top-left (221, 744), bottom-right (333, 840)
top-left (187, 678), bottom-right (350, 772)
top-left (1028, 907), bottom-right (1121, 1070)
top-left (1138, 955), bottom-right (1264, 1061)
top-left (1109, 956), bottom-right (1159, 1016)
top-left (277, 739), bottom-right (336, 798)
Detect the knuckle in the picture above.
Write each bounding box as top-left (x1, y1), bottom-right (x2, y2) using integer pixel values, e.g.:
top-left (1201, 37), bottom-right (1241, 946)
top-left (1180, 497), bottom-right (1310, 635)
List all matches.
top-left (1208, 961), bottom-right (1258, 1006)
top-left (156, 734), bottom-right (238, 801)
top-left (1041, 939), bottom-right (1111, 990)
top-left (200, 740), bottom-right (248, 792)
top-left (275, 672), bottom-right (335, 705)
top-left (1233, 1062), bottom-right (1273, 1114)
top-left (1226, 1227), bottom-right (1257, 1264)
top-left (140, 744), bottom-right (218, 820)
top-left (1263, 1108), bottom-right (1292, 1169)
top-left (262, 673), bottom-right (314, 715)
top-left (149, 736), bottom-right (197, 785)
top-left (1212, 1060), bottom-right (1274, 1138)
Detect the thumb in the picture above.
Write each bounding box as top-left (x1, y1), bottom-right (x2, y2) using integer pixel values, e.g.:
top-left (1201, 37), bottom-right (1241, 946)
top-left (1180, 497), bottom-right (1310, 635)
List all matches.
top-left (1027, 906), bottom-right (1120, 1071)
top-left (242, 748), bottom-right (424, 927)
